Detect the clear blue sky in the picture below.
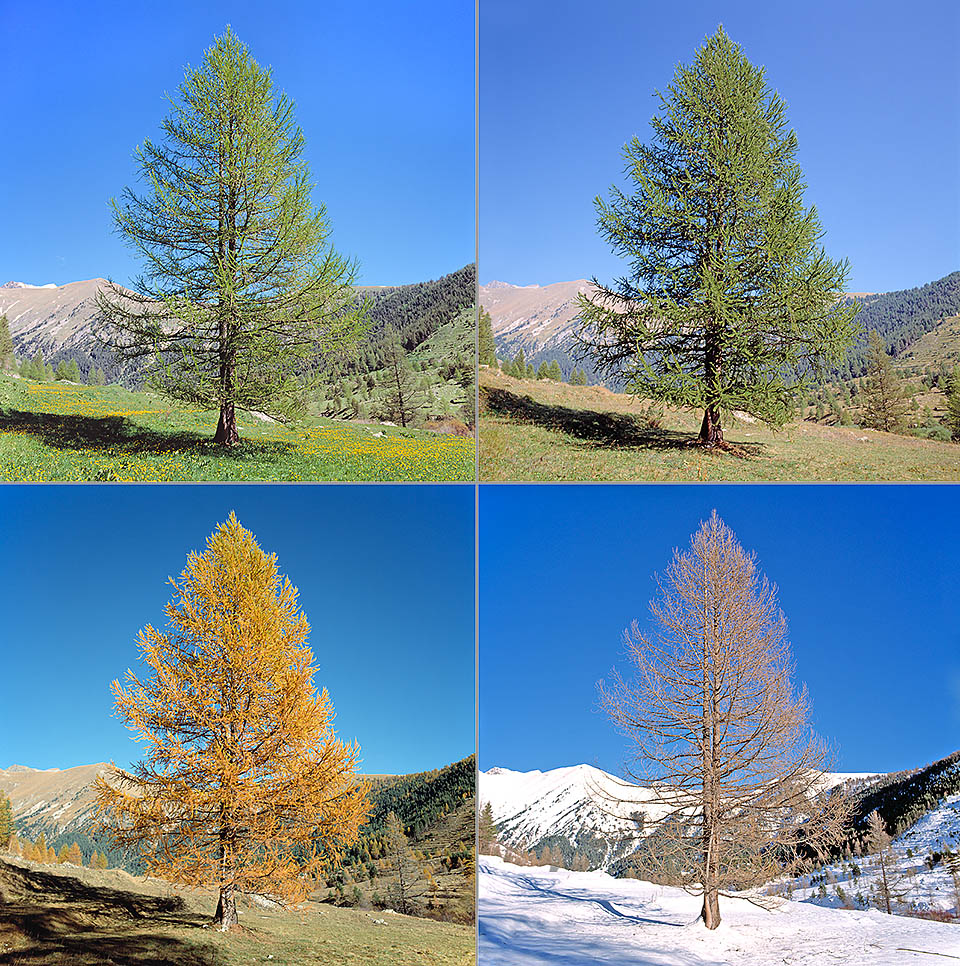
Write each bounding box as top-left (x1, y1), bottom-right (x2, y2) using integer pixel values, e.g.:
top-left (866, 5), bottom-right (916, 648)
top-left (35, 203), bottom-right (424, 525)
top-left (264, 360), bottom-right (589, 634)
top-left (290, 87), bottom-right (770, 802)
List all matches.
top-left (480, 0), bottom-right (960, 292)
top-left (0, 485), bottom-right (474, 776)
top-left (0, 0), bottom-right (473, 288)
top-left (480, 485), bottom-right (960, 776)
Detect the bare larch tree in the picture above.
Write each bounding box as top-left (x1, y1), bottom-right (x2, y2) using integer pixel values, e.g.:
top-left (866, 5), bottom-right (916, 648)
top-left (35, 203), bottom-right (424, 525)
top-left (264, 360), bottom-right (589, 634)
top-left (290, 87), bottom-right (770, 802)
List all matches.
top-left (598, 512), bottom-right (849, 929)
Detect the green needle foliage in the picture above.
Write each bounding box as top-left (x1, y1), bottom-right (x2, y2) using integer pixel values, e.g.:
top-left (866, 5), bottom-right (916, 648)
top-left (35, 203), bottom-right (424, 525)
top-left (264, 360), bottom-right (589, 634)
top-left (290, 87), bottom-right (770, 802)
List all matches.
top-left (96, 27), bottom-right (366, 445)
top-left (0, 315), bottom-right (14, 371)
top-left (577, 26), bottom-right (860, 446)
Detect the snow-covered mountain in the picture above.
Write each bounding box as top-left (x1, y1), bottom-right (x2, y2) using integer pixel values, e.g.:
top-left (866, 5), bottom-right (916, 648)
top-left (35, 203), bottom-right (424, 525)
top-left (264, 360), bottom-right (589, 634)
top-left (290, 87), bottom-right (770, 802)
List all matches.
top-left (480, 764), bottom-right (890, 871)
top-left (480, 764), bottom-right (676, 868)
top-left (1, 281), bottom-right (57, 290)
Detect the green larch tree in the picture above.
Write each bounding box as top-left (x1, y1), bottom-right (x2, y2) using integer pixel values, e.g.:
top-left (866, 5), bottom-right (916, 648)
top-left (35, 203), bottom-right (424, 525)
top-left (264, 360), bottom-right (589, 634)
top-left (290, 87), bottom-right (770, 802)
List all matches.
top-left (945, 366), bottom-right (960, 441)
top-left (96, 27), bottom-right (366, 445)
top-left (0, 315), bottom-right (14, 371)
top-left (577, 27), bottom-right (859, 446)
top-left (478, 802), bottom-right (499, 855)
top-left (512, 349), bottom-right (525, 379)
top-left (479, 307), bottom-right (497, 367)
top-left (380, 329), bottom-right (427, 428)
top-left (860, 331), bottom-right (911, 432)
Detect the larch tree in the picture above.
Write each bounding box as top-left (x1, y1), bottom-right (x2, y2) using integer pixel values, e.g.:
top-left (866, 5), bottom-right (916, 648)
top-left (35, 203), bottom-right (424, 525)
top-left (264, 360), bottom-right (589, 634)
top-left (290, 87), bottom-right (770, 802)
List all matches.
top-left (382, 810), bottom-right (426, 915)
top-left (0, 314), bottom-right (14, 370)
top-left (380, 329), bottom-right (426, 428)
top-left (0, 793), bottom-right (12, 848)
top-left (478, 802), bottom-right (499, 856)
top-left (577, 27), bottom-right (859, 447)
top-left (944, 366), bottom-right (960, 441)
top-left (865, 810), bottom-right (911, 914)
top-left (597, 512), bottom-right (850, 929)
top-left (96, 27), bottom-right (367, 445)
top-left (479, 307), bottom-right (497, 368)
top-left (859, 331), bottom-right (911, 433)
top-left (94, 513), bottom-right (369, 931)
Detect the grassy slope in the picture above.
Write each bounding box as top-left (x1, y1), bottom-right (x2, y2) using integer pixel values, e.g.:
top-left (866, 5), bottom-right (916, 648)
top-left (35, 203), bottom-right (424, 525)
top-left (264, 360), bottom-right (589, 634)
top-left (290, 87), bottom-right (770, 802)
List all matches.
top-left (479, 368), bottom-right (960, 481)
top-left (319, 307), bottom-right (475, 425)
top-left (0, 856), bottom-right (474, 966)
top-left (0, 374), bottom-right (472, 482)
top-left (896, 315), bottom-right (960, 371)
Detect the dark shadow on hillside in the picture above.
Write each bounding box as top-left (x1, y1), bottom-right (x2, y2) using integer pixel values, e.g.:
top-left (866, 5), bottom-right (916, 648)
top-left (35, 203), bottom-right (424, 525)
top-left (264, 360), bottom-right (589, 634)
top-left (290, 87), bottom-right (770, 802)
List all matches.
top-left (482, 387), bottom-right (686, 450)
top-left (0, 860), bottom-right (213, 965)
top-left (0, 409), bottom-right (291, 463)
top-left (482, 387), bottom-right (765, 457)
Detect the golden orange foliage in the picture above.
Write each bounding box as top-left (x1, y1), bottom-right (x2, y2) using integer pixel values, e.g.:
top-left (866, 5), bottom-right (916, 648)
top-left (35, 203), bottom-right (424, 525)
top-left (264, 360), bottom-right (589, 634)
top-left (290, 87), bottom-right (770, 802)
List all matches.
top-left (94, 513), bottom-right (369, 928)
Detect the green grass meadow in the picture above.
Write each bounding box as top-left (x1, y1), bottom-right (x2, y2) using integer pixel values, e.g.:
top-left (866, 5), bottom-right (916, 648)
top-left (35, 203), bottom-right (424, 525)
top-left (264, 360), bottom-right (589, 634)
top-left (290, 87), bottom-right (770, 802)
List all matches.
top-left (479, 369), bottom-right (960, 482)
top-left (0, 374), bottom-right (474, 482)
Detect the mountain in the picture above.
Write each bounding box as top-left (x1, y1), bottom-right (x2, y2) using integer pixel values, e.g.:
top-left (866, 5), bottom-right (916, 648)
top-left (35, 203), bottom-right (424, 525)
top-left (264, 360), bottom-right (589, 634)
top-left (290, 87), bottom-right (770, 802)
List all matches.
top-left (481, 754), bottom-right (960, 892)
top-left (481, 272), bottom-right (960, 386)
top-left (0, 278), bottom-right (133, 383)
top-left (479, 279), bottom-right (600, 381)
top-left (0, 278), bottom-right (112, 356)
top-left (0, 762), bottom-right (109, 839)
top-left (1, 266), bottom-right (477, 397)
top-left (3, 756), bottom-right (476, 883)
top-left (480, 764), bottom-right (671, 870)
top-left (481, 764), bottom-right (889, 872)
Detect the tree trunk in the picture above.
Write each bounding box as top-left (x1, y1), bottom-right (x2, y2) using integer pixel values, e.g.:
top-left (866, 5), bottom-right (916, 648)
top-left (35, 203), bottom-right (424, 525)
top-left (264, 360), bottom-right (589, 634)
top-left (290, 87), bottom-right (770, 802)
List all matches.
top-left (213, 884), bottom-right (238, 931)
top-left (699, 330), bottom-right (723, 445)
top-left (698, 406), bottom-right (723, 446)
top-left (214, 399), bottom-right (239, 445)
top-left (701, 885), bottom-right (721, 929)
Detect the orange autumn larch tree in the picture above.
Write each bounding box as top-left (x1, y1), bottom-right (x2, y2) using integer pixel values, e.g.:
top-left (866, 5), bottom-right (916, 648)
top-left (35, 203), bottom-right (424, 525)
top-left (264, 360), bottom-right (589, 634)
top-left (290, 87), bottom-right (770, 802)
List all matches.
top-left (94, 512), bottom-right (369, 931)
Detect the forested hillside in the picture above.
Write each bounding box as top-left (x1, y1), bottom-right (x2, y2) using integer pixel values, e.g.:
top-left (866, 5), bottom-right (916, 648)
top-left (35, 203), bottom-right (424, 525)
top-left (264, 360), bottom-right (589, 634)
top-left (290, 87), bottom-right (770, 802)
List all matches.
top-left (317, 265), bottom-right (477, 427)
top-left (835, 750), bottom-right (960, 856)
top-left (324, 755), bottom-right (476, 922)
top-left (838, 272), bottom-right (960, 377)
top-left (349, 265), bottom-right (477, 370)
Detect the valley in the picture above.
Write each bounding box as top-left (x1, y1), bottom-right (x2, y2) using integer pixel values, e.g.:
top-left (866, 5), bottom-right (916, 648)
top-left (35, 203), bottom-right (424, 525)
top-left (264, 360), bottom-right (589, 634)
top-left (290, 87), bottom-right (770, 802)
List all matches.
top-left (480, 272), bottom-right (960, 480)
top-left (0, 266), bottom-right (476, 482)
top-left (479, 367), bottom-right (960, 481)
top-left (0, 756), bottom-right (477, 963)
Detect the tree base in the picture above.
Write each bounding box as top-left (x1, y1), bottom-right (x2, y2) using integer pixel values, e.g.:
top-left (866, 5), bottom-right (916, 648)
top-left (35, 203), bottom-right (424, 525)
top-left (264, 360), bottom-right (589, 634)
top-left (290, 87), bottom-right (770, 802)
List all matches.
top-left (213, 891), bottom-right (239, 932)
top-left (698, 407), bottom-right (724, 448)
top-left (701, 893), bottom-right (721, 930)
top-left (213, 405), bottom-right (240, 446)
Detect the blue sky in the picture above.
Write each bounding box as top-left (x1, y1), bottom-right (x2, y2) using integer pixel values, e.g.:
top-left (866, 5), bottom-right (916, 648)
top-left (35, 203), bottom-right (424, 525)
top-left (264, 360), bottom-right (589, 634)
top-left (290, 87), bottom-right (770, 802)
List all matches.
top-left (480, 485), bottom-right (960, 776)
top-left (0, 0), bottom-right (473, 288)
top-left (480, 0), bottom-right (960, 292)
top-left (0, 485), bottom-right (474, 776)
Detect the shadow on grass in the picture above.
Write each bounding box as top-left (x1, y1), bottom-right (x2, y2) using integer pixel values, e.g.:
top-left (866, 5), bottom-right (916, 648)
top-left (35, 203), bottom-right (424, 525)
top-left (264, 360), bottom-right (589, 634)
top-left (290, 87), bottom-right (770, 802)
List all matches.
top-left (482, 387), bottom-right (765, 458)
top-left (0, 861), bottom-right (214, 965)
top-left (481, 387), bottom-right (684, 451)
top-left (0, 409), bottom-right (292, 463)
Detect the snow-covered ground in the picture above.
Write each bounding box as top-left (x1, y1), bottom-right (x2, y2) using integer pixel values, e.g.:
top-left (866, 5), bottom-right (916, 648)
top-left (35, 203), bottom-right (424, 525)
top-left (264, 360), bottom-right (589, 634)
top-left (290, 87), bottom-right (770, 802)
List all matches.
top-left (479, 856), bottom-right (960, 965)
top-left (788, 793), bottom-right (960, 915)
